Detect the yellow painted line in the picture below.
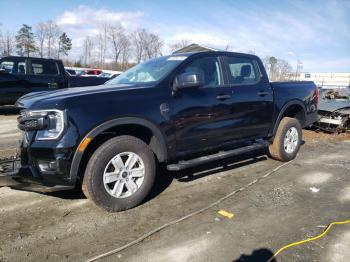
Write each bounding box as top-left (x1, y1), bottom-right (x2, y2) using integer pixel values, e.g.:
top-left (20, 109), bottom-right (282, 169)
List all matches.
top-left (268, 219), bottom-right (350, 262)
top-left (218, 210), bottom-right (234, 219)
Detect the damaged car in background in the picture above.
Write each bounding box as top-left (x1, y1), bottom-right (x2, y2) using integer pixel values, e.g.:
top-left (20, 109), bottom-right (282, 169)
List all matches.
top-left (314, 89), bottom-right (350, 133)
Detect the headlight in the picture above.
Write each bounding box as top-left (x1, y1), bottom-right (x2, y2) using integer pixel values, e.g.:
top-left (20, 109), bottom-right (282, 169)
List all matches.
top-left (19, 110), bottom-right (66, 140)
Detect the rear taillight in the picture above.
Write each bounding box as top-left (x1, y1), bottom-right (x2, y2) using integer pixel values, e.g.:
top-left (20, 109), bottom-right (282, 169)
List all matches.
top-left (315, 87), bottom-right (319, 105)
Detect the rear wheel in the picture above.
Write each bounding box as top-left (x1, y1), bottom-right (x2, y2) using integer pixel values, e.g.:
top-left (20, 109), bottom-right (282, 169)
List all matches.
top-left (269, 117), bottom-right (302, 162)
top-left (82, 135), bottom-right (156, 212)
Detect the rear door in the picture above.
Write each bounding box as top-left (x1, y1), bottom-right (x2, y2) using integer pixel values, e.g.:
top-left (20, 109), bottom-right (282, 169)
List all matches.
top-left (27, 59), bottom-right (64, 93)
top-left (223, 55), bottom-right (274, 139)
top-left (0, 57), bottom-right (28, 105)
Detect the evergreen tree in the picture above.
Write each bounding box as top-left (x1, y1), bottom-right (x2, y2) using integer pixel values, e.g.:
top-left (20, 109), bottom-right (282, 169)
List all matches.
top-left (57, 32), bottom-right (72, 58)
top-left (16, 24), bottom-right (36, 57)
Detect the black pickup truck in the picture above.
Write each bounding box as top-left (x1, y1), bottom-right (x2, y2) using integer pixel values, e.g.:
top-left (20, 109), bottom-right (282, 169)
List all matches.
top-left (0, 51), bottom-right (318, 212)
top-left (0, 56), bottom-right (110, 106)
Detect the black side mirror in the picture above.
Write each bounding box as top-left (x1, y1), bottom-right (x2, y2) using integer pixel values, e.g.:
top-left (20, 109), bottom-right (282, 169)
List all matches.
top-left (173, 72), bottom-right (204, 91)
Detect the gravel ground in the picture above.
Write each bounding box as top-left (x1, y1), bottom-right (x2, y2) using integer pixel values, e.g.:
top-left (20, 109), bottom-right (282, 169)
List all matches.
top-left (0, 114), bottom-right (21, 157)
top-left (0, 113), bottom-right (349, 262)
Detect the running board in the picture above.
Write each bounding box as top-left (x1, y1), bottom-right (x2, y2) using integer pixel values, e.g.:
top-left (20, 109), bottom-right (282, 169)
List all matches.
top-left (167, 141), bottom-right (269, 171)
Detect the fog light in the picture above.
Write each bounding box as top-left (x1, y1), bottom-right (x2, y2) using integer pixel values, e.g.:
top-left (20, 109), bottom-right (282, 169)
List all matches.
top-left (38, 160), bottom-right (57, 172)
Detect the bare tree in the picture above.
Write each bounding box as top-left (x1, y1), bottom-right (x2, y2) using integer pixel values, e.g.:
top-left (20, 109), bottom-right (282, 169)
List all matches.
top-left (131, 28), bottom-right (163, 63)
top-left (107, 24), bottom-right (129, 64)
top-left (2, 31), bottom-right (15, 56)
top-left (276, 59), bottom-right (293, 81)
top-left (45, 20), bottom-right (60, 58)
top-left (83, 36), bottom-right (94, 66)
top-left (36, 22), bottom-right (47, 57)
top-left (263, 56), bottom-right (293, 81)
top-left (120, 37), bottom-right (131, 70)
top-left (169, 39), bottom-right (190, 53)
top-left (131, 28), bottom-right (147, 64)
top-left (96, 24), bottom-right (108, 67)
top-left (143, 32), bottom-right (163, 60)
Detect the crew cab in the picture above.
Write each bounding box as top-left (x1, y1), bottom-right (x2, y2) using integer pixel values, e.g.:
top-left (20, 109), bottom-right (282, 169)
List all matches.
top-left (0, 51), bottom-right (318, 212)
top-left (0, 56), bottom-right (110, 106)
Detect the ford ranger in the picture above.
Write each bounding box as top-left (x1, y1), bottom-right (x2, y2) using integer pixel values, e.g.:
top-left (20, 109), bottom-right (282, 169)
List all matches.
top-left (0, 51), bottom-right (318, 212)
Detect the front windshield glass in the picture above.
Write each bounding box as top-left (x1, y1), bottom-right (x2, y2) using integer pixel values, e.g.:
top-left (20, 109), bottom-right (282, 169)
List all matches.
top-left (106, 55), bottom-right (187, 85)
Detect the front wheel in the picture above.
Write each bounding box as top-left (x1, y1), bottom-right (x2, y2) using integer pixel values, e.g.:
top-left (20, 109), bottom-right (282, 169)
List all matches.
top-left (82, 135), bottom-right (156, 212)
top-left (268, 117), bottom-right (302, 162)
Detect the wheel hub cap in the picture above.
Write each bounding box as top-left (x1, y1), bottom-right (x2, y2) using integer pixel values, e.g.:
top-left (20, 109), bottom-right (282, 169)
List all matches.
top-left (103, 152), bottom-right (145, 198)
top-left (284, 127), bottom-right (298, 154)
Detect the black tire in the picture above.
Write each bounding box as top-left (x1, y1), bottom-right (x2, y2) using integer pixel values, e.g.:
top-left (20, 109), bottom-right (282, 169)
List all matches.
top-left (268, 117), bottom-right (302, 162)
top-left (82, 135), bottom-right (156, 212)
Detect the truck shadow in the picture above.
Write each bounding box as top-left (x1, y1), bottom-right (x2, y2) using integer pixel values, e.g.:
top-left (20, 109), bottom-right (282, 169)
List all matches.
top-left (0, 106), bottom-right (20, 115)
top-left (145, 148), bottom-right (268, 202)
top-left (232, 248), bottom-right (276, 262)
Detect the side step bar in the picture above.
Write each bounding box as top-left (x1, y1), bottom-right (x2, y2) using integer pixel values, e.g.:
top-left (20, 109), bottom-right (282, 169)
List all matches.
top-left (167, 141), bottom-right (269, 171)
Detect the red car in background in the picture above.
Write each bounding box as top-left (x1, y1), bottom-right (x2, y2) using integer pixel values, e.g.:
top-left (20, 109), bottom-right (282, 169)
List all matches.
top-left (82, 69), bottom-right (103, 76)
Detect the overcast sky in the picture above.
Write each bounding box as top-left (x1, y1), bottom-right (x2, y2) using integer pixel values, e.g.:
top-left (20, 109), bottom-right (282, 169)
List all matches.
top-left (1, 0), bottom-right (349, 72)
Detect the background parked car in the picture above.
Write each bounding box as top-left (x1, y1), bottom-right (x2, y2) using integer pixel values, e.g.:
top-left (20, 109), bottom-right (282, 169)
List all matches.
top-left (0, 56), bottom-right (111, 106)
top-left (65, 69), bottom-right (77, 75)
top-left (98, 71), bottom-right (122, 79)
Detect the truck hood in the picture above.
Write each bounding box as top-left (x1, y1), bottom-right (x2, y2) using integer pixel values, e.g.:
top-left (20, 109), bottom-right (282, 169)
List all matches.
top-left (15, 83), bottom-right (150, 109)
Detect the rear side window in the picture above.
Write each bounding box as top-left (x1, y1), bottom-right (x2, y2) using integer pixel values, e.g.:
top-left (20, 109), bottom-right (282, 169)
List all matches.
top-left (226, 56), bottom-right (260, 85)
top-left (0, 59), bottom-right (26, 75)
top-left (30, 60), bottom-right (59, 76)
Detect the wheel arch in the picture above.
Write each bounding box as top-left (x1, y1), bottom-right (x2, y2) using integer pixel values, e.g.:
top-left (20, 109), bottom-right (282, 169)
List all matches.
top-left (271, 100), bottom-right (306, 136)
top-left (70, 117), bottom-right (168, 182)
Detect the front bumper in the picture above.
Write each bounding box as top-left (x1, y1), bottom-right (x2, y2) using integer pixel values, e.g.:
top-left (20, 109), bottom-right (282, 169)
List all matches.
top-left (0, 126), bottom-right (77, 193)
top-left (0, 157), bottom-right (74, 193)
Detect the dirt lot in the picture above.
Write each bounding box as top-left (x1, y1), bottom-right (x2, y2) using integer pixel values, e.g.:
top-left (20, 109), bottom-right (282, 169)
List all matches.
top-left (0, 114), bottom-right (349, 262)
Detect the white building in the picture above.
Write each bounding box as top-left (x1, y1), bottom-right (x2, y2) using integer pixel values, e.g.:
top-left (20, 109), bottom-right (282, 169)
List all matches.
top-left (298, 72), bottom-right (350, 89)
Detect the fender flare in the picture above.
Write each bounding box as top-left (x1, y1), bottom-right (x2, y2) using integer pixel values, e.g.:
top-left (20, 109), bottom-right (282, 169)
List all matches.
top-left (69, 117), bottom-right (168, 181)
top-left (271, 100), bottom-right (306, 136)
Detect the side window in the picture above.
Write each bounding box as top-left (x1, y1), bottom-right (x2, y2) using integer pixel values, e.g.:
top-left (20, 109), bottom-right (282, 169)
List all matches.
top-left (0, 61), bottom-right (14, 74)
top-left (226, 56), bottom-right (260, 85)
top-left (180, 57), bottom-right (222, 86)
top-left (30, 60), bottom-right (59, 76)
top-left (17, 61), bottom-right (26, 74)
top-left (0, 59), bottom-right (26, 75)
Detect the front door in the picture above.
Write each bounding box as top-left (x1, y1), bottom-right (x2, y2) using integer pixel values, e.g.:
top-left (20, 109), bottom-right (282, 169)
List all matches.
top-left (172, 55), bottom-right (235, 156)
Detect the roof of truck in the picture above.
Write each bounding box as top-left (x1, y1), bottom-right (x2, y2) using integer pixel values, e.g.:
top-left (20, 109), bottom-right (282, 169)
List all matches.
top-left (172, 50), bottom-right (260, 61)
top-left (1, 56), bottom-right (62, 62)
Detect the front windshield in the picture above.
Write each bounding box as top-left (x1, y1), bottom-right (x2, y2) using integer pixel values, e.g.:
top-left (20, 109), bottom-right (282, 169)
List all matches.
top-left (107, 55), bottom-right (187, 85)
